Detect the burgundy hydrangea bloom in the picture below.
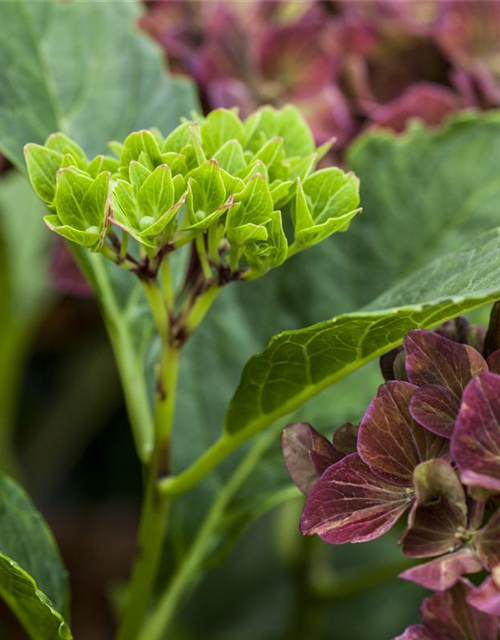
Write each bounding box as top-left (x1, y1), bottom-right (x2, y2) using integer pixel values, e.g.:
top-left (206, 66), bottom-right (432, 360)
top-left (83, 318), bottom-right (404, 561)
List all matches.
top-left (299, 381), bottom-right (448, 544)
top-left (468, 566), bottom-right (500, 616)
top-left (396, 580), bottom-right (499, 640)
top-left (281, 422), bottom-right (344, 495)
top-left (451, 372), bottom-right (500, 492)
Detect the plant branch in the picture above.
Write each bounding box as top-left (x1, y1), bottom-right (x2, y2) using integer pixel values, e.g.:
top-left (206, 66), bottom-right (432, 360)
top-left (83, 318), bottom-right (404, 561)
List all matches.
top-left (141, 426), bottom-right (283, 640)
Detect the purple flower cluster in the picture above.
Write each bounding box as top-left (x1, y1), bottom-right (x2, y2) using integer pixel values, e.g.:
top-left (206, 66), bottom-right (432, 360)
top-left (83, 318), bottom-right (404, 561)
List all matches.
top-left (141, 0), bottom-right (500, 151)
top-left (282, 310), bottom-right (500, 638)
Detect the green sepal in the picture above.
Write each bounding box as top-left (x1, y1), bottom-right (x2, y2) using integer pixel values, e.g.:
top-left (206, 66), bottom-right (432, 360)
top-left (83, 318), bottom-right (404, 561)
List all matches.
top-left (291, 169), bottom-right (361, 249)
top-left (108, 140), bottom-right (124, 159)
top-left (163, 121), bottom-right (193, 153)
top-left (173, 174), bottom-right (187, 202)
top-left (213, 139), bottom-right (247, 174)
top-left (244, 210), bottom-right (288, 273)
top-left (237, 159), bottom-right (268, 181)
top-left (24, 143), bottom-right (62, 205)
top-left (138, 164), bottom-right (175, 220)
top-left (161, 152), bottom-right (188, 175)
top-left (254, 137), bottom-right (288, 182)
top-left (288, 153), bottom-right (317, 181)
top-left (136, 197), bottom-right (186, 247)
top-left (129, 160), bottom-right (151, 192)
top-left (120, 129), bottom-right (163, 170)
top-left (244, 105), bottom-right (315, 157)
top-left (270, 180), bottom-right (294, 208)
top-left (186, 159), bottom-right (226, 225)
top-left (184, 194), bottom-right (236, 232)
top-left (201, 108), bottom-right (246, 158)
top-left (45, 132), bottom-right (88, 169)
top-left (43, 214), bottom-right (101, 248)
top-left (113, 179), bottom-right (141, 228)
top-left (220, 170), bottom-right (245, 199)
top-left (226, 173), bottom-right (274, 232)
top-left (54, 168), bottom-right (109, 233)
top-left (188, 122), bottom-right (206, 166)
top-left (227, 222), bottom-right (268, 247)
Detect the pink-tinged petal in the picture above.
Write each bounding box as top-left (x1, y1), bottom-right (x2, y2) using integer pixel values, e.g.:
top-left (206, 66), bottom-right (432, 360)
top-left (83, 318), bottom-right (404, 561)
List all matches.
top-left (291, 85), bottom-right (354, 147)
top-left (300, 453), bottom-right (412, 544)
top-left (258, 19), bottom-right (337, 98)
top-left (282, 422), bottom-right (343, 495)
top-left (487, 350), bottom-right (500, 375)
top-left (400, 460), bottom-right (467, 558)
top-left (369, 83), bottom-right (458, 133)
top-left (358, 382), bottom-right (448, 487)
top-left (467, 568), bottom-right (500, 616)
top-left (393, 626), bottom-right (433, 640)
top-left (421, 579), bottom-right (498, 640)
top-left (451, 372), bottom-right (500, 492)
top-left (332, 422), bottom-right (358, 455)
top-left (400, 499), bottom-right (466, 558)
top-left (205, 79), bottom-right (256, 115)
top-left (404, 330), bottom-right (488, 397)
top-left (476, 510), bottom-right (500, 570)
top-left (409, 385), bottom-right (461, 438)
top-left (400, 549), bottom-right (482, 591)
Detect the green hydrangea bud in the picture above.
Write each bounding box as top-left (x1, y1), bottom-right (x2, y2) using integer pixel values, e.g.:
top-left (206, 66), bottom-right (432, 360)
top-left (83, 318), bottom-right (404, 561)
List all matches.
top-left (24, 105), bottom-right (361, 274)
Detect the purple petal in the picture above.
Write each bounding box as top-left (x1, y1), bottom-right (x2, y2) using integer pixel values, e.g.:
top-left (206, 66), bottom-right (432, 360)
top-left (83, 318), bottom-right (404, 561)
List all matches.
top-left (477, 510), bottom-right (500, 570)
top-left (400, 549), bottom-right (482, 591)
top-left (257, 19), bottom-right (336, 98)
top-left (451, 372), bottom-right (500, 493)
top-left (369, 83), bottom-right (458, 133)
top-left (487, 350), bottom-right (500, 375)
top-left (421, 580), bottom-right (498, 640)
top-left (409, 384), bottom-right (461, 438)
top-left (467, 571), bottom-right (500, 617)
top-left (282, 422), bottom-right (343, 495)
top-left (400, 460), bottom-right (467, 558)
top-left (404, 330), bottom-right (488, 397)
top-left (300, 453), bottom-right (412, 544)
top-left (331, 422), bottom-right (358, 455)
top-left (358, 382), bottom-right (448, 487)
top-left (393, 626), bottom-right (433, 640)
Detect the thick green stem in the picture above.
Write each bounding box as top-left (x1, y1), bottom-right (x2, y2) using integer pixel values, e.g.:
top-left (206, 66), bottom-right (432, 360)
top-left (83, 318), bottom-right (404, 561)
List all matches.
top-left (141, 428), bottom-right (282, 640)
top-left (116, 278), bottom-right (180, 639)
top-left (185, 284), bottom-right (222, 335)
top-left (116, 450), bottom-right (170, 640)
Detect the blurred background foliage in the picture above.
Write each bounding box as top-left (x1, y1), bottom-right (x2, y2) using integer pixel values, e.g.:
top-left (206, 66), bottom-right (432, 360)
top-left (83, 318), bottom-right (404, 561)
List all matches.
top-left (2, 1), bottom-right (500, 639)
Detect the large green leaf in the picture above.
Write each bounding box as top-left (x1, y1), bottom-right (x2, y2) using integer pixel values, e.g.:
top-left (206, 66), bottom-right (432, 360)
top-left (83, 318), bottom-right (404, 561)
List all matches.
top-left (0, 173), bottom-right (54, 474)
top-left (224, 227), bottom-right (500, 434)
top-left (0, 0), bottom-right (197, 170)
top-left (0, 474), bottom-right (71, 639)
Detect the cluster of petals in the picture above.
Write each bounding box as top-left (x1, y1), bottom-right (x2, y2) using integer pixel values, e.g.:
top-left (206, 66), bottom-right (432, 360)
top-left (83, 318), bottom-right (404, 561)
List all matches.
top-left (282, 314), bottom-right (500, 638)
top-left (142, 1), bottom-right (500, 149)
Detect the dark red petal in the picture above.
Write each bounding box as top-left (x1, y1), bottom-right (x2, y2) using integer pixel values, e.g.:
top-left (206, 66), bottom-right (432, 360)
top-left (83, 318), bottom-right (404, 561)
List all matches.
top-left (409, 385), bottom-right (460, 438)
top-left (282, 422), bottom-right (342, 495)
top-left (399, 549), bottom-right (482, 591)
top-left (476, 510), bottom-right (500, 569)
top-left (421, 580), bottom-right (498, 640)
top-left (300, 453), bottom-right (412, 544)
top-left (358, 382), bottom-right (448, 486)
top-left (451, 372), bottom-right (500, 493)
top-left (467, 570), bottom-right (500, 616)
top-left (404, 329), bottom-right (487, 396)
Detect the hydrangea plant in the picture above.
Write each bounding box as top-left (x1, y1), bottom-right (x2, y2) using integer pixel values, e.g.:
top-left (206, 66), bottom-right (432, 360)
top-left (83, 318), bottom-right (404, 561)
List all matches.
top-left (282, 306), bottom-right (500, 639)
top-left (24, 105), bottom-right (360, 639)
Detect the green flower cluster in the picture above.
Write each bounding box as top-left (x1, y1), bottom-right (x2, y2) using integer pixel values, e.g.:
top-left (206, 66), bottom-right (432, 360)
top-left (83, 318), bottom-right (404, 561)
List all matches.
top-left (25, 106), bottom-right (360, 280)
